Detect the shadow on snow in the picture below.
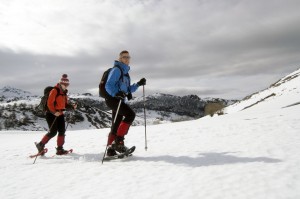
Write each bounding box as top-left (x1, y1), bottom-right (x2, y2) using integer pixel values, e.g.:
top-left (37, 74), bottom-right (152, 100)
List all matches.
top-left (130, 152), bottom-right (282, 167)
top-left (37, 152), bottom-right (282, 167)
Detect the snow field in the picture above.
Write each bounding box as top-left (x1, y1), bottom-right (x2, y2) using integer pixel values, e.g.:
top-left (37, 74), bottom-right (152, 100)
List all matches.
top-left (1, 69), bottom-right (300, 198)
top-left (1, 101), bottom-right (300, 199)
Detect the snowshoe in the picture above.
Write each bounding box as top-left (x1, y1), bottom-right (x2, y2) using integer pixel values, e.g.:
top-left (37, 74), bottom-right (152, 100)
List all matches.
top-left (56, 147), bottom-right (73, 155)
top-left (103, 146), bottom-right (135, 161)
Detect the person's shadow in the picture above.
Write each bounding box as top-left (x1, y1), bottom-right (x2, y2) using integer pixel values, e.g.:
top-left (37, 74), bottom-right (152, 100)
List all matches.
top-left (48, 152), bottom-right (281, 167)
top-left (125, 152), bottom-right (281, 167)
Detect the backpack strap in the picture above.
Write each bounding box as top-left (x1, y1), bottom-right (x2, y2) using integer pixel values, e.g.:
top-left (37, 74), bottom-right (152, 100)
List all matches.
top-left (49, 87), bottom-right (63, 112)
top-left (51, 87), bottom-right (62, 99)
top-left (114, 65), bottom-right (124, 82)
top-left (114, 65), bottom-right (132, 94)
top-left (54, 87), bottom-right (60, 95)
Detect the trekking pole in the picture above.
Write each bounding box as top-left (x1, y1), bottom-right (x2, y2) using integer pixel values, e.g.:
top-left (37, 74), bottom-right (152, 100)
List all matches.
top-left (65, 121), bottom-right (69, 132)
top-left (65, 102), bottom-right (77, 131)
top-left (33, 116), bottom-right (57, 164)
top-left (101, 99), bottom-right (122, 164)
top-left (143, 85), bottom-right (147, 151)
top-left (95, 107), bottom-right (144, 118)
top-left (65, 110), bottom-right (73, 131)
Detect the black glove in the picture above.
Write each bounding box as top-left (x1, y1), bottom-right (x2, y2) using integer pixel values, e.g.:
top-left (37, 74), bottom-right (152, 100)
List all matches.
top-left (115, 91), bottom-right (127, 100)
top-left (137, 78), bottom-right (146, 86)
top-left (127, 92), bottom-right (133, 100)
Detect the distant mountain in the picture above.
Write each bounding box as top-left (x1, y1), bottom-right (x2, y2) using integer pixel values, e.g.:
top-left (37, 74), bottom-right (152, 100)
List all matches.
top-left (130, 93), bottom-right (234, 118)
top-left (0, 86), bottom-right (38, 102)
top-left (0, 87), bottom-right (233, 131)
top-left (225, 68), bottom-right (300, 113)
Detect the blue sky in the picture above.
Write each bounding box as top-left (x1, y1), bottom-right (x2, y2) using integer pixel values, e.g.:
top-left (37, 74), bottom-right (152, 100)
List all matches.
top-left (0, 0), bottom-right (300, 99)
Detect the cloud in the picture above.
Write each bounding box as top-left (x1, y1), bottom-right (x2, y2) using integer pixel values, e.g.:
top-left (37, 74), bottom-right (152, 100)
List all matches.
top-left (0, 0), bottom-right (300, 99)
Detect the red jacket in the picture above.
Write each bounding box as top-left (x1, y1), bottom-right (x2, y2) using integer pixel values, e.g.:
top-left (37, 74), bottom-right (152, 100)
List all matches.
top-left (47, 84), bottom-right (68, 114)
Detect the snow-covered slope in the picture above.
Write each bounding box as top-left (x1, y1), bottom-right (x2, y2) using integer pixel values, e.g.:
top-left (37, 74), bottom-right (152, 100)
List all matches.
top-left (0, 69), bottom-right (300, 199)
top-left (225, 68), bottom-right (300, 113)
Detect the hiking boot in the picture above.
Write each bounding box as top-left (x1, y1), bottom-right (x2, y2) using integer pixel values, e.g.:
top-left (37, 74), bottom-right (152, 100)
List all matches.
top-left (112, 136), bottom-right (128, 153)
top-left (35, 142), bottom-right (45, 156)
top-left (106, 146), bottom-right (117, 157)
top-left (56, 146), bottom-right (69, 155)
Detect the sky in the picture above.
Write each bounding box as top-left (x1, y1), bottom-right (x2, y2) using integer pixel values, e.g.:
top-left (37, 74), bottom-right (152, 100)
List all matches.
top-left (0, 0), bottom-right (300, 99)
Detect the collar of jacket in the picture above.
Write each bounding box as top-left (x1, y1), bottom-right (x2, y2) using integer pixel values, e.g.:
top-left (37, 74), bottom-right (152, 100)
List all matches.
top-left (56, 83), bottom-right (68, 94)
top-left (114, 60), bottom-right (130, 74)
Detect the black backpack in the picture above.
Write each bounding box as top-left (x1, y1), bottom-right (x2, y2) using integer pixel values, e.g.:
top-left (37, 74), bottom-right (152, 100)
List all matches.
top-left (99, 65), bottom-right (123, 98)
top-left (36, 86), bottom-right (60, 112)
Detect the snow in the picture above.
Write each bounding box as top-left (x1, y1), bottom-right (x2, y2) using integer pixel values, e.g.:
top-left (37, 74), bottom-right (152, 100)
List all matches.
top-left (1, 70), bottom-right (300, 199)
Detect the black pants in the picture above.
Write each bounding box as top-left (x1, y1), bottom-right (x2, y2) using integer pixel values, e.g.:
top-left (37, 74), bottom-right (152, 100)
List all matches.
top-left (45, 112), bottom-right (66, 138)
top-left (105, 96), bottom-right (135, 135)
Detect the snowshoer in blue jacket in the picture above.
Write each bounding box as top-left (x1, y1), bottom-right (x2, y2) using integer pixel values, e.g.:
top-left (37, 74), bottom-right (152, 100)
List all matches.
top-left (105, 50), bottom-right (146, 156)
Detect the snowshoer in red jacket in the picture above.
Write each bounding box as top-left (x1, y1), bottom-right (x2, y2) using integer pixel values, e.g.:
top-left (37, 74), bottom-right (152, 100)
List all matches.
top-left (36, 74), bottom-right (77, 155)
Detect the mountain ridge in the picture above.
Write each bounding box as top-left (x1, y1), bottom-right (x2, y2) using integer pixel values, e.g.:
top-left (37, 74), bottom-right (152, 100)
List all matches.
top-left (0, 88), bottom-right (233, 131)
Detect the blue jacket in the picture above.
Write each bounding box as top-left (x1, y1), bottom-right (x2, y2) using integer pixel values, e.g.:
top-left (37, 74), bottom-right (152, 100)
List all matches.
top-left (105, 60), bottom-right (139, 98)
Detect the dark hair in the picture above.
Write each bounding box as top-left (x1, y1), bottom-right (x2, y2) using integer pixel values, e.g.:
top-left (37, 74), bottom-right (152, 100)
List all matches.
top-left (119, 50), bottom-right (129, 56)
